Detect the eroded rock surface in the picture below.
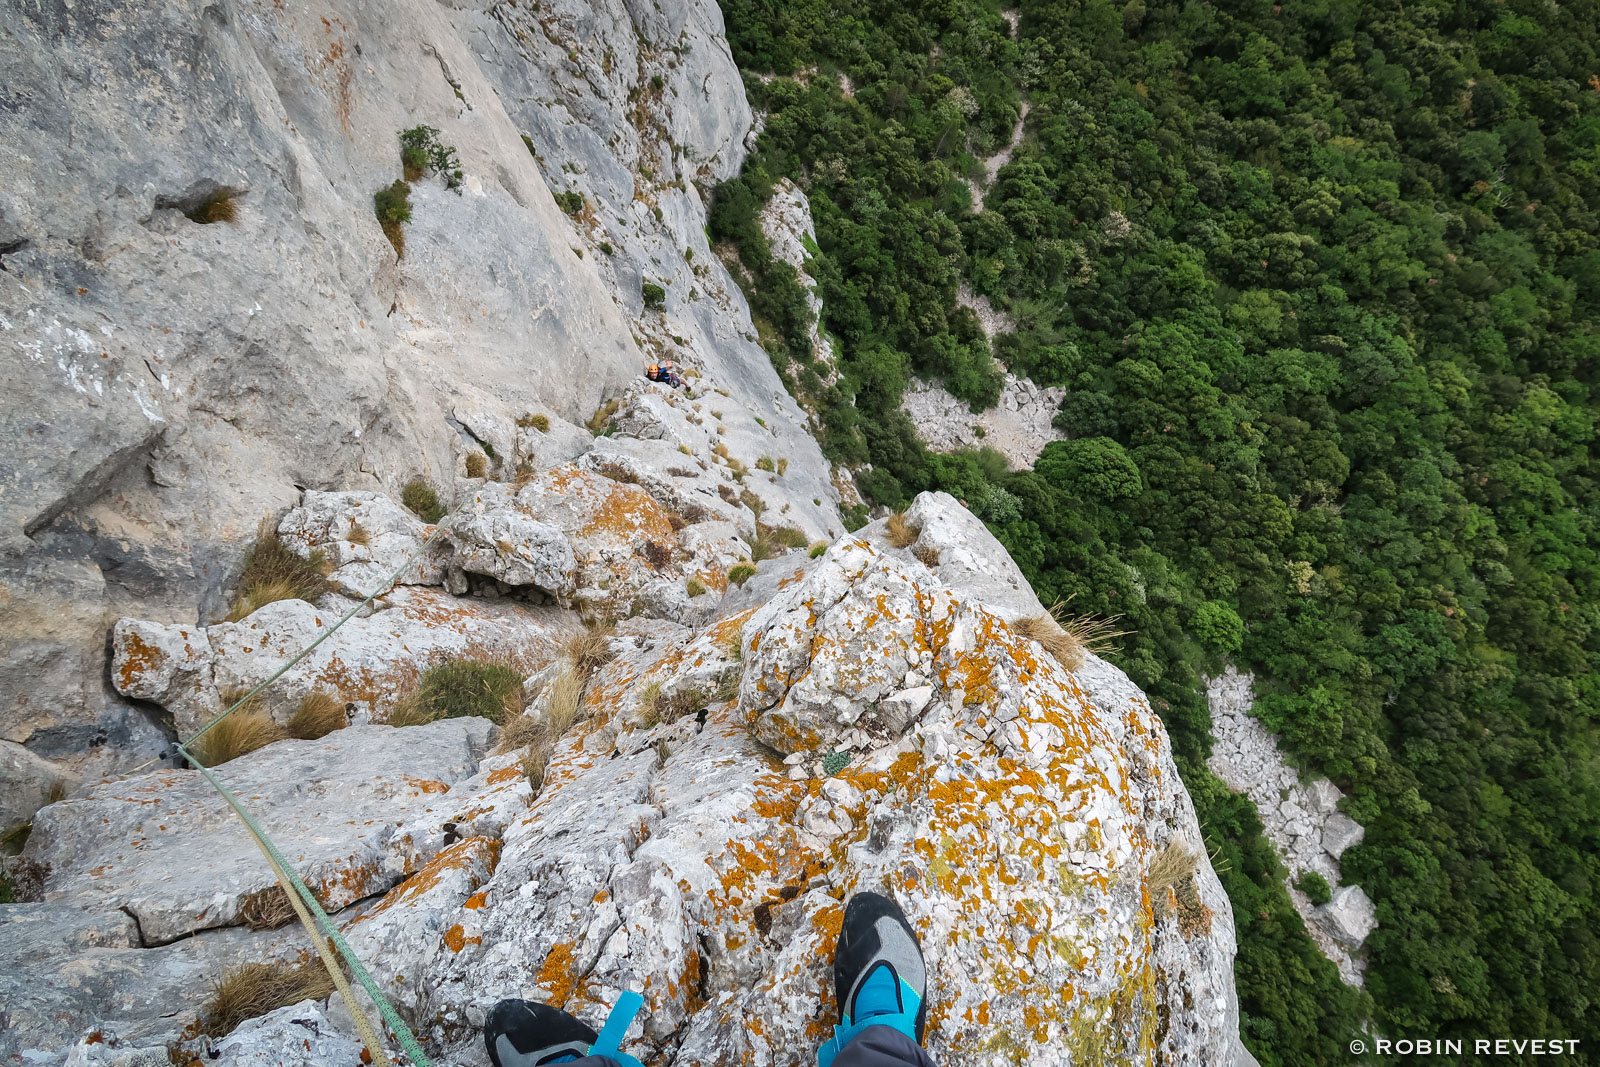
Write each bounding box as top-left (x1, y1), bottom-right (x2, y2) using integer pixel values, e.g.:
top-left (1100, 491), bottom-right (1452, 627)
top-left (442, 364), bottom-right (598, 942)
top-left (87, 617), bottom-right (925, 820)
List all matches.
top-left (902, 372), bottom-right (1068, 470)
top-left (1207, 667), bottom-right (1375, 985)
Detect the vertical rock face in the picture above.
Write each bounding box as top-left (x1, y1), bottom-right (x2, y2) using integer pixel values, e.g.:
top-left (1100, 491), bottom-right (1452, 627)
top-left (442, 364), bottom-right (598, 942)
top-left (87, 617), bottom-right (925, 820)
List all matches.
top-left (0, 0), bottom-right (832, 791)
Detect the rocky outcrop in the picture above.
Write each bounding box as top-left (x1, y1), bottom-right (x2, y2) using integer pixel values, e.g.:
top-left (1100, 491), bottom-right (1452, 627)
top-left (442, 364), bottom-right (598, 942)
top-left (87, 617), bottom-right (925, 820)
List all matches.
top-left (0, 0), bottom-right (835, 822)
top-left (758, 178), bottom-right (839, 378)
top-left (5, 493), bottom-right (1250, 1065)
top-left (1206, 667), bottom-right (1375, 984)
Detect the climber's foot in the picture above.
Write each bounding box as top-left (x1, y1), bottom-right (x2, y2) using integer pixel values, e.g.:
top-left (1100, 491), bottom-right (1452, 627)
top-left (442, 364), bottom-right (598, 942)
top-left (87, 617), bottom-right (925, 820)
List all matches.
top-left (484, 999), bottom-right (598, 1067)
top-left (834, 891), bottom-right (928, 1043)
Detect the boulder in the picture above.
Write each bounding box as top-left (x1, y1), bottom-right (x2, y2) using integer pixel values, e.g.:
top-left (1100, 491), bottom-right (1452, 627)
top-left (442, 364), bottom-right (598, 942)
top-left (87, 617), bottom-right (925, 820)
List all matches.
top-left (22, 718), bottom-right (495, 944)
top-left (1, 909), bottom-right (297, 1061)
top-left (514, 415), bottom-right (595, 473)
top-left (277, 491), bottom-right (449, 597)
top-left (1317, 885), bottom-right (1378, 946)
top-left (1321, 812), bottom-right (1366, 859)
top-left (1, 740), bottom-right (74, 841)
top-left (447, 485), bottom-right (577, 595)
top-left (415, 528), bottom-right (1242, 1066)
top-left (208, 1001), bottom-right (366, 1067)
top-left (899, 491), bottom-right (1046, 621)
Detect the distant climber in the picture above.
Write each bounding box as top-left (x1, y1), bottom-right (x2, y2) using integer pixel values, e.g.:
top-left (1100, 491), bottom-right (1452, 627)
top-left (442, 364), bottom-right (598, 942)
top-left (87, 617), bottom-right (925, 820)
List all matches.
top-left (484, 891), bottom-right (934, 1067)
top-left (644, 359), bottom-right (684, 389)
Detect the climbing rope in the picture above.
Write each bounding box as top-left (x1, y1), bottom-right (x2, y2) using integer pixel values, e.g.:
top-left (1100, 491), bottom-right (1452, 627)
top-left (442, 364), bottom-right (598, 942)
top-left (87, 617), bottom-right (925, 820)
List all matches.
top-left (160, 515), bottom-right (457, 1064)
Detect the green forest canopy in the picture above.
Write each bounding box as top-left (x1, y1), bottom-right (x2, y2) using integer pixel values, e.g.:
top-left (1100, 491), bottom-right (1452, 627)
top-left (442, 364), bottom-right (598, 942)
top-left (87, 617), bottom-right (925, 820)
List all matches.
top-left (711, 0), bottom-right (1600, 1063)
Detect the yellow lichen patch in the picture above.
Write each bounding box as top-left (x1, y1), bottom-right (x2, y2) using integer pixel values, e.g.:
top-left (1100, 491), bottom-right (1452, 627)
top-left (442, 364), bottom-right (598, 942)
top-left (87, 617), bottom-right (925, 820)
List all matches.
top-left (537, 941), bottom-right (579, 1006)
top-left (358, 836), bottom-right (500, 920)
top-left (442, 924), bottom-right (481, 953)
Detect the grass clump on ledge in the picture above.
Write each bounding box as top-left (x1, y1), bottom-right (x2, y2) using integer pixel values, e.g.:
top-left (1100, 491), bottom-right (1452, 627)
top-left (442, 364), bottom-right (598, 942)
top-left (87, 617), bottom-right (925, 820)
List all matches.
top-left (402, 477), bottom-right (445, 523)
top-left (200, 960), bottom-right (334, 1038)
top-left (287, 691), bottom-right (345, 741)
top-left (391, 658), bottom-right (525, 727)
top-left (517, 412), bottom-right (551, 432)
top-left (465, 452), bottom-right (488, 479)
top-left (554, 190), bottom-right (585, 215)
top-left (185, 189), bottom-right (239, 225)
top-left (1013, 599), bottom-right (1131, 672)
top-left (642, 281), bottom-right (667, 310)
top-left (224, 535), bottom-right (330, 622)
top-left (193, 693), bottom-right (286, 766)
top-left (728, 561), bottom-right (757, 587)
top-left (885, 511), bottom-right (918, 548)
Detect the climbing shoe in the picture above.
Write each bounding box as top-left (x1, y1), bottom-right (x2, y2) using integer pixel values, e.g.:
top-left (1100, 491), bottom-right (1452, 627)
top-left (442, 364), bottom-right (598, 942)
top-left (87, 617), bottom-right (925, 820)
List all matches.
top-left (484, 999), bottom-right (598, 1067)
top-left (817, 891), bottom-right (928, 1066)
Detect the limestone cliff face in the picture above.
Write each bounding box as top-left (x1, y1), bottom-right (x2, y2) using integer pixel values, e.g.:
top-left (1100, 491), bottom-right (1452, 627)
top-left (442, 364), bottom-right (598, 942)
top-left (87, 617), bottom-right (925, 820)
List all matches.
top-left (1, 3), bottom-right (1251, 1064)
top-left (0, 0), bottom-right (832, 790)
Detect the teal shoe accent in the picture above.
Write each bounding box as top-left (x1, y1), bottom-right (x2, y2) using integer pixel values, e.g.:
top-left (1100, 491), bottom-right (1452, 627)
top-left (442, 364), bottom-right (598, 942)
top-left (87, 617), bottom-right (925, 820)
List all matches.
top-left (815, 976), bottom-right (922, 1067)
top-left (588, 991), bottom-right (646, 1067)
top-left (851, 964), bottom-right (902, 1021)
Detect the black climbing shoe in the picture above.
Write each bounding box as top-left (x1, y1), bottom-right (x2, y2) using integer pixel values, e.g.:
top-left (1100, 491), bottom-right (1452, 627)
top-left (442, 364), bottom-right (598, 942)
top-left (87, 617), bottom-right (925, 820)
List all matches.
top-left (833, 891), bottom-right (928, 1042)
top-left (484, 999), bottom-right (598, 1067)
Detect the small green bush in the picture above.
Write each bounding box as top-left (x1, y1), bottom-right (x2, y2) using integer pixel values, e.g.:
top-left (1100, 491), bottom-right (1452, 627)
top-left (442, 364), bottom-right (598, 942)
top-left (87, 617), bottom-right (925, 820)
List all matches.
top-left (554, 190), bottom-right (585, 215)
top-left (399, 125), bottom-right (463, 191)
top-left (599, 242), bottom-right (615, 256)
top-left (402, 478), bottom-right (445, 523)
top-left (409, 659), bottom-right (524, 725)
top-left (1296, 870), bottom-right (1334, 906)
top-left (642, 282), bottom-right (667, 310)
top-left (756, 456), bottom-right (775, 472)
top-left (373, 180), bottom-right (411, 257)
top-left (808, 541), bottom-right (828, 559)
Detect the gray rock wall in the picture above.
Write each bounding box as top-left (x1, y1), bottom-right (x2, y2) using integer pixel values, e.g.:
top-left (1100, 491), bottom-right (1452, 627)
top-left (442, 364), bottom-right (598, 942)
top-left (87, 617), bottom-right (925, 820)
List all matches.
top-left (0, 0), bottom-right (834, 793)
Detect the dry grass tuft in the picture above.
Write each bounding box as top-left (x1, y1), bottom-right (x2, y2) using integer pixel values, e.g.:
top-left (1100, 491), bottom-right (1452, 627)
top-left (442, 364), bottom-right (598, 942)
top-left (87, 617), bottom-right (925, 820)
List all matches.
top-left (1148, 839), bottom-right (1199, 895)
top-left (193, 696), bottom-right (287, 766)
top-left (505, 664), bottom-right (585, 789)
top-left (287, 691), bottom-right (345, 740)
top-left (686, 577), bottom-right (708, 597)
top-left (1015, 599), bottom-right (1131, 671)
top-left (666, 511), bottom-right (688, 532)
top-left (185, 190), bottom-right (239, 225)
top-left (345, 521), bottom-right (371, 546)
top-left (224, 535), bottom-right (331, 622)
top-left (914, 545), bottom-right (941, 568)
top-left (238, 886), bottom-right (295, 931)
top-left (886, 511), bottom-right (919, 548)
top-left (200, 960), bottom-right (333, 1038)
top-left (465, 452), bottom-right (488, 479)
top-left (566, 626), bottom-right (616, 678)
top-left (517, 413), bottom-right (551, 432)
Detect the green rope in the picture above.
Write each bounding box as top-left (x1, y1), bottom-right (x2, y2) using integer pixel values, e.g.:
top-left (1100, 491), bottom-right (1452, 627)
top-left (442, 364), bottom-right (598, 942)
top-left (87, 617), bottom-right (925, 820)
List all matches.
top-left (167, 515), bottom-right (459, 1061)
top-left (176, 742), bottom-right (434, 1067)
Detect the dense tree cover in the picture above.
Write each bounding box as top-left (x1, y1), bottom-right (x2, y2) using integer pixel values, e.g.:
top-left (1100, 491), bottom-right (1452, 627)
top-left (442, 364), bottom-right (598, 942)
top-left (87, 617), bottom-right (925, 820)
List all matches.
top-left (714, 0), bottom-right (1600, 1062)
